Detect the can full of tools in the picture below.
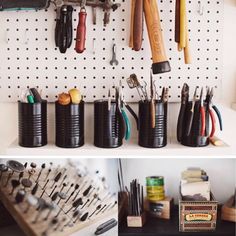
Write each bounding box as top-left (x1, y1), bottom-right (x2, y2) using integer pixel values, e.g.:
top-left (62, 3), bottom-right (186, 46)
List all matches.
top-left (146, 176), bottom-right (165, 201)
top-left (138, 100), bottom-right (167, 148)
top-left (181, 101), bottom-right (210, 147)
top-left (18, 101), bottom-right (47, 147)
top-left (55, 101), bottom-right (84, 148)
top-left (94, 99), bottom-right (123, 148)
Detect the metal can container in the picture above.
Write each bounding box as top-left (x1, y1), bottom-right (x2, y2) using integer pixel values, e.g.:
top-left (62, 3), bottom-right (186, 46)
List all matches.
top-left (146, 176), bottom-right (165, 201)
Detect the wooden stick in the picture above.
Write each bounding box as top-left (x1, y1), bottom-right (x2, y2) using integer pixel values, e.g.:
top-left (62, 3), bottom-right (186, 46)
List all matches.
top-left (180, 0), bottom-right (186, 49)
top-left (175, 0), bottom-right (180, 43)
top-left (129, 0), bottom-right (135, 48)
top-left (184, 20), bottom-right (191, 64)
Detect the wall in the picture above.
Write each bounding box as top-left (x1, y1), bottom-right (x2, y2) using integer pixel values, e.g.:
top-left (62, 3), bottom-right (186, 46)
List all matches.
top-left (0, 0), bottom-right (236, 154)
top-left (121, 158), bottom-right (236, 204)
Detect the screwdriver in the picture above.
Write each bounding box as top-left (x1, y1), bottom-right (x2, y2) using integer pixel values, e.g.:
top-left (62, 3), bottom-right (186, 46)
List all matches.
top-left (75, 0), bottom-right (87, 53)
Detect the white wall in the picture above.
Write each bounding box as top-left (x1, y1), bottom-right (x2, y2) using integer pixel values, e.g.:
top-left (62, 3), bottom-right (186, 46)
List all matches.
top-left (0, 0), bottom-right (236, 154)
top-left (121, 158), bottom-right (236, 204)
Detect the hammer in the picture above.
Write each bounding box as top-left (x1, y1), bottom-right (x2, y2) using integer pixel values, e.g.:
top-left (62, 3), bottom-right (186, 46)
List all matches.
top-left (143, 0), bottom-right (171, 74)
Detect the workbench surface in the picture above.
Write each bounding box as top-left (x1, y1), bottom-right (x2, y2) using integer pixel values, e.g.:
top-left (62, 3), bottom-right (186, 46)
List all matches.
top-left (119, 206), bottom-right (236, 236)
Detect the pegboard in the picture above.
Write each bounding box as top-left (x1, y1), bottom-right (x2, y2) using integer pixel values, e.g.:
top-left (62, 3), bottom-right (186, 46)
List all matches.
top-left (0, 0), bottom-right (223, 102)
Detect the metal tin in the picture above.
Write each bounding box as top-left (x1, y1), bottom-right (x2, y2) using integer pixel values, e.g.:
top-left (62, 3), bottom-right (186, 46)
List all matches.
top-left (146, 176), bottom-right (165, 201)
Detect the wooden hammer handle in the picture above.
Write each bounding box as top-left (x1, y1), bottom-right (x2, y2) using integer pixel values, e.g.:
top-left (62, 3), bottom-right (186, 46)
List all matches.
top-left (129, 0), bottom-right (135, 48)
top-left (143, 0), bottom-right (168, 63)
top-left (133, 0), bottom-right (143, 51)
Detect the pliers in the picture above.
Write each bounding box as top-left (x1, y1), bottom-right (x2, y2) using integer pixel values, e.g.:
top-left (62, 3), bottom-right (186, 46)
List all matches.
top-left (186, 87), bottom-right (198, 136)
top-left (200, 87), bottom-right (206, 136)
top-left (206, 88), bottom-right (223, 138)
top-left (177, 83), bottom-right (189, 142)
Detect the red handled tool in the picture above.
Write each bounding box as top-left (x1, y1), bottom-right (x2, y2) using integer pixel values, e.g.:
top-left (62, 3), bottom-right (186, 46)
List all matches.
top-left (200, 87), bottom-right (206, 136)
top-left (75, 0), bottom-right (87, 53)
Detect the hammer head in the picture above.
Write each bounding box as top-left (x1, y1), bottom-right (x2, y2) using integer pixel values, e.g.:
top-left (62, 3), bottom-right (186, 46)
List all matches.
top-left (152, 61), bottom-right (171, 74)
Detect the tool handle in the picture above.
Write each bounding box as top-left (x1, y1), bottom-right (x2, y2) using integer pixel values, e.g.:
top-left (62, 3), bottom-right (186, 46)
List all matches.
top-left (133, 0), bottom-right (143, 51)
top-left (175, 0), bottom-right (180, 43)
top-left (122, 109), bottom-right (131, 141)
top-left (66, 6), bottom-right (73, 48)
top-left (183, 9), bottom-right (191, 64)
top-left (125, 104), bottom-right (139, 130)
top-left (200, 106), bottom-right (206, 136)
top-left (186, 110), bottom-right (194, 136)
top-left (143, 0), bottom-right (168, 63)
top-left (209, 109), bottom-right (216, 138)
top-left (212, 105), bottom-right (223, 131)
top-left (177, 104), bottom-right (186, 142)
top-left (150, 100), bottom-right (155, 128)
top-left (59, 7), bottom-right (68, 53)
top-left (180, 0), bottom-right (186, 48)
top-left (129, 0), bottom-right (135, 48)
top-left (75, 9), bottom-right (87, 53)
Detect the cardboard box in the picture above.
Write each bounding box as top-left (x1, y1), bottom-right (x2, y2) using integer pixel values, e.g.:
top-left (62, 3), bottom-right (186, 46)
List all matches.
top-left (145, 196), bottom-right (173, 219)
top-left (179, 192), bottom-right (218, 232)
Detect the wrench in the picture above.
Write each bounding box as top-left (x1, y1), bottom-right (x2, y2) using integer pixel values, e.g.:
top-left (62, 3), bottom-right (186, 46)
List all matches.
top-left (110, 43), bottom-right (119, 66)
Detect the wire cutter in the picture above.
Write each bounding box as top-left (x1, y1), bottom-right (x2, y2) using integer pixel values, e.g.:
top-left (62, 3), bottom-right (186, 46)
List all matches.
top-left (200, 87), bottom-right (206, 136)
top-left (206, 88), bottom-right (223, 138)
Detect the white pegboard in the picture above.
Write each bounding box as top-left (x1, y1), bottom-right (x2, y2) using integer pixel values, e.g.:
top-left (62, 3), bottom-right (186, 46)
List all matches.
top-left (0, 0), bottom-right (223, 102)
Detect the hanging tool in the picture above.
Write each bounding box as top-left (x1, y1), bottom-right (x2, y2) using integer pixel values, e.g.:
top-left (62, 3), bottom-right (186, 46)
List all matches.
top-left (95, 218), bottom-right (117, 235)
top-left (177, 83), bottom-right (189, 142)
top-left (175, 0), bottom-right (191, 63)
top-left (186, 87), bottom-right (198, 136)
top-left (129, 0), bottom-right (135, 48)
top-left (175, 0), bottom-right (180, 45)
top-left (143, 0), bottom-right (171, 74)
top-left (150, 70), bottom-right (155, 128)
top-left (75, 0), bottom-right (87, 53)
top-left (200, 87), bottom-right (206, 136)
top-left (110, 43), bottom-right (119, 66)
top-left (59, 5), bottom-right (70, 53)
top-left (133, 0), bottom-right (143, 51)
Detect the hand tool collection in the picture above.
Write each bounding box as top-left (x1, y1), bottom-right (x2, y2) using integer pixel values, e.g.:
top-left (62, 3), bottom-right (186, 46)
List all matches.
top-left (177, 83), bottom-right (222, 142)
top-left (52, 0), bottom-right (121, 53)
top-left (0, 160), bottom-right (117, 236)
top-left (20, 88), bottom-right (44, 104)
top-left (126, 179), bottom-right (144, 217)
top-left (127, 73), bottom-right (169, 129)
top-left (57, 88), bottom-right (82, 105)
top-left (175, 0), bottom-right (191, 64)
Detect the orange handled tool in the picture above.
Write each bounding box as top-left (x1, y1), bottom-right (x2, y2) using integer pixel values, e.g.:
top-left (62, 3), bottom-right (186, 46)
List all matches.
top-left (75, 3), bottom-right (87, 54)
top-left (143, 0), bottom-right (171, 74)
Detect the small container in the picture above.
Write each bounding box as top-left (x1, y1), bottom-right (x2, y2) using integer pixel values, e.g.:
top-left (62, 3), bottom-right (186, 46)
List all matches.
top-left (55, 101), bottom-right (84, 148)
top-left (179, 193), bottom-right (218, 232)
top-left (127, 213), bottom-right (146, 228)
top-left (138, 100), bottom-right (167, 148)
top-left (94, 99), bottom-right (123, 148)
top-left (18, 101), bottom-right (47, 147)
top-left (181, 101), bottom-right (209, 147)
top-left (146, 176), bottom-right (165, 201)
